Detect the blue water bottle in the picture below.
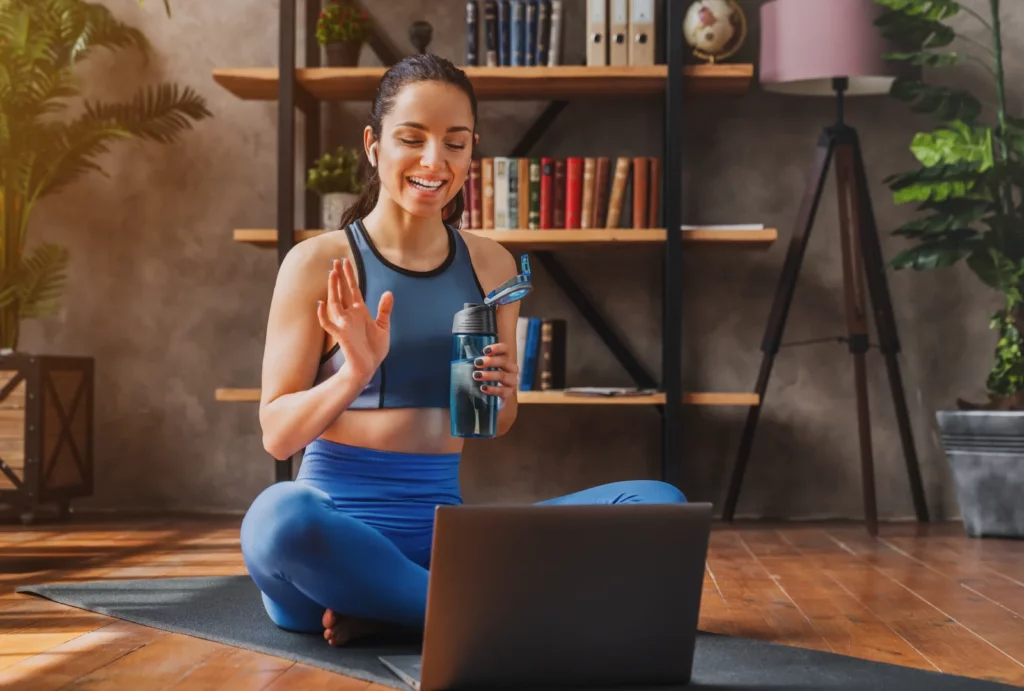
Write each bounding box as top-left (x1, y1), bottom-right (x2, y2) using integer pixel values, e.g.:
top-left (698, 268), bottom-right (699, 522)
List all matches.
top-left (450, 254), bottom-right (533, 438)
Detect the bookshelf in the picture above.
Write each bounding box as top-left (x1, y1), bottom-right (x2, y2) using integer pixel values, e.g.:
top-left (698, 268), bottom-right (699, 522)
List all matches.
top-left (211, 0), bottom-right (765, 486)
top-left (211, 64), bottom-right (754, 101)
top-left (215, 388), bottom-right (760, 407)
top-left (232, 228), bottom-right (779, 250)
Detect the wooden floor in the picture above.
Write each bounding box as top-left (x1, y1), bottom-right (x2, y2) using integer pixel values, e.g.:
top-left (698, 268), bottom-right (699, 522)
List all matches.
top-left (0, 516), bottom-right (1022, 689)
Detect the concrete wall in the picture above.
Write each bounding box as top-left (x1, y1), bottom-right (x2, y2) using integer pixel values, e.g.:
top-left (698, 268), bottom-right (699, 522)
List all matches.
top-left (17, 0), bottom-right (1020, 520)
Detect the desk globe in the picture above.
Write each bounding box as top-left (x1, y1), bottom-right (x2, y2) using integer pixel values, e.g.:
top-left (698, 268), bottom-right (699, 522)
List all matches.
top-left (683, 0), bottom-right (747, 64)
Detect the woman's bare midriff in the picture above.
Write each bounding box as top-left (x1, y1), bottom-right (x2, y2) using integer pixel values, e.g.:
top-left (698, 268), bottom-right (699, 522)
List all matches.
top-left (318, 406), bottom-right (465, 455)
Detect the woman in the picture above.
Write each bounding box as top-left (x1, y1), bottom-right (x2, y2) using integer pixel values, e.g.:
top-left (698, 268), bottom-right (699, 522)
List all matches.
top-left (240, 54), bottom-right (686, 647)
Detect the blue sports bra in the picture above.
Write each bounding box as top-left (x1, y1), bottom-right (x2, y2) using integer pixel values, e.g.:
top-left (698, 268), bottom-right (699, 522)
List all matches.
top-left (314, 218), bottom-right (486, 409)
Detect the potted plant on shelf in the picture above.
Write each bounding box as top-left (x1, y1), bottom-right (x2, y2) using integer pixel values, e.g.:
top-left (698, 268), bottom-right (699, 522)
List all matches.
top-left (317, 0), bottom-right (372, 67)
top-left (307, 147), bottom-right (362, 230)
top-left (0, 0), bottom-right (211, 523)
top-left (875, 0), bottom-right (1023, 537)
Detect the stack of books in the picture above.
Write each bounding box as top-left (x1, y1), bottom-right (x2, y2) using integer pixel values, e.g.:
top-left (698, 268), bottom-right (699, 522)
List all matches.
top-left (460, 156), bottom-right (662, 231)
top-left (466, 0), bottom-right (565, 67)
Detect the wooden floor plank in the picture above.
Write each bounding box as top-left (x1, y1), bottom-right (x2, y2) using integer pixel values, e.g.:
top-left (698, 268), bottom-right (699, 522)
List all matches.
top-left (59, 630), bottom-right (226, 690)
top-left (812, 527), bottom-right (1024, 685)
top-left (0, 621), bottom-right (167, 691)
top-left (759, 529), bottom-right (938, 672)
top-left (1, 517), bottom-right (1022, 689)
top-left (261, 664), bottom-right (371, 690)
top-left (831, 529), bottom-right (1024, 674)
top-left (163, 646), bottom-right (294, 691)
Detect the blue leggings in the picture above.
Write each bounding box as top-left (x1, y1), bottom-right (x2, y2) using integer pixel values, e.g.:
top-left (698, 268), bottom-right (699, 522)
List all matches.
top-left (240, 438), bottom-right (687, 632)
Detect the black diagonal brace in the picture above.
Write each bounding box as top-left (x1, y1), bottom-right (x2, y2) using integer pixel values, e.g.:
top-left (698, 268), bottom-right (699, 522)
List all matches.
top-left (533, 251), bottom-right (657, 391)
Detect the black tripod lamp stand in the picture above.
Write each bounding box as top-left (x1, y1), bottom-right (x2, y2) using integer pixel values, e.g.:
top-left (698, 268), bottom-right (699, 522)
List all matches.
top-left (722, 0), bottom-right (930, 535)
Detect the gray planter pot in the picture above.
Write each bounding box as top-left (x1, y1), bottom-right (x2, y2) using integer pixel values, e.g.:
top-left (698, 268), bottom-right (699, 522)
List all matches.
top-left (937, 410), bottom-right (1024, 538)
top-left (322, 192), bottom-right (358, 231)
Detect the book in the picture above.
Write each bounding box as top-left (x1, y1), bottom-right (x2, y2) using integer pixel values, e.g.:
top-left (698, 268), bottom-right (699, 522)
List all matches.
top-left (580, 157), bottom-right (596, 228)
top-left (539, 157), bottom-right (554, 229)
top-left (497, 0), bottom-right (510, 65)
top-left (493, 157), bottom-right (509, 229)
top-left (528, 159), bottom-right (541, 229)
top-left (483, 0), bottom-right (498, 66)
top-left (538, 318), bottom-right (566, 390)
top-left (466, 1), bottom-right (479, 66)
top-left (520, 317), bottom-right (542, 391)
top-left (553, 158), bottom-right (566, 228)
top-left (481, 158), bottom-right (494, 229)
top-left (508, 158), bottom-right (519, 228)
top-left (470, 159), bottom-right (482, 229)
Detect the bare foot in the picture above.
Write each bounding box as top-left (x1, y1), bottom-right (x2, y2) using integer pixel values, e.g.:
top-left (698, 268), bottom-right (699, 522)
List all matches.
top-left (322, 608), bottom-right (391, 647)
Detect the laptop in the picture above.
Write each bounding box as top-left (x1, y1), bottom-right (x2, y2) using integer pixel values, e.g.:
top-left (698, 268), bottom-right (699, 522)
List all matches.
top-left (379, 501), bottom-right (712, 691)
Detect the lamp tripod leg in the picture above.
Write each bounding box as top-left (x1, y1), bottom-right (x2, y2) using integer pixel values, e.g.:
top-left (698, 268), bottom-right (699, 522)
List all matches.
top-left (834, 140), bottom-right (878, 537)
top-left (722, 130), bottom-right (836, 522)
top-left (848, 131), bottom-right (931, 523)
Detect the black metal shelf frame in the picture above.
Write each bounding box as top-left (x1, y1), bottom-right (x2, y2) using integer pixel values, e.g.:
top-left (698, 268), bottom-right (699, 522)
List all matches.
top-left (270, 0), bottom-right (686, 489)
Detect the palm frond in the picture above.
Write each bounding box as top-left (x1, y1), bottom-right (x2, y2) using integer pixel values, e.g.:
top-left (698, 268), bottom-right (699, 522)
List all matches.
top-left (72, 2), bottom-right (149, 64)
top-left (26, 117), bottom-right (133, 201)
top-left (17, 242), bottom-right (69, 320)
top-left (83, 83), bottom-right (212, 144)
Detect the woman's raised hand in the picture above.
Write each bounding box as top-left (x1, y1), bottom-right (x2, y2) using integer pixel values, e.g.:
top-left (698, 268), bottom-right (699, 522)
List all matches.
top-left (317, 257), bottom-right (394, 383)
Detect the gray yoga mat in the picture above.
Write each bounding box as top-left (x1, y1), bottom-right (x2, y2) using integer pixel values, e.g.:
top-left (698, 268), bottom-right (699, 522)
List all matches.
top-left (16, 575), bottom-right (1017, 690)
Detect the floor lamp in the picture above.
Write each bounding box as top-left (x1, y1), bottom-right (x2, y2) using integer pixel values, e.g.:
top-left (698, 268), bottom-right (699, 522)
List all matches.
top-left (721, 0), bottom-right (931, 535)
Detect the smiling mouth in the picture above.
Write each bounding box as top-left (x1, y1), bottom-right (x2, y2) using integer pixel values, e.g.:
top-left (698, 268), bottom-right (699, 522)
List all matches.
top-left (407, 176), bottom-right (446, 192)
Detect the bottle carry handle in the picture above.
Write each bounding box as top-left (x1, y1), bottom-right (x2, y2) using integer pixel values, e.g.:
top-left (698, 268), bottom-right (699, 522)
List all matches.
top-left (484, 254), bottom-right (532, 307)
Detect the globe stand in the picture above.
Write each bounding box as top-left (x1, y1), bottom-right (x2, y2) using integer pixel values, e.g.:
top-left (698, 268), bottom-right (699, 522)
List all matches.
top-left (409, 21), bottom-right (433, 54)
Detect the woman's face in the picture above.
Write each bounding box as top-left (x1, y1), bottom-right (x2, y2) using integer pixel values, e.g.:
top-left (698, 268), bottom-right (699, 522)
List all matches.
top-left (368, 80), bottom-right (477, 220)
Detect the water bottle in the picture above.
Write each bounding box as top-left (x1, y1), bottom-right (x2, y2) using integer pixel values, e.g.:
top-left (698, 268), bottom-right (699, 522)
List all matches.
top-left (449, 254), bottom-right (534, 439)
top-left (450, 303), bottom-right (499, 438)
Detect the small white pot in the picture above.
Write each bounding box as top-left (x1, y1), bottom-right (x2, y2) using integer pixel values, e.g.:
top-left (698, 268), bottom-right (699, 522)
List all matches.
top-left (322, 192), bottom-right (359, 230)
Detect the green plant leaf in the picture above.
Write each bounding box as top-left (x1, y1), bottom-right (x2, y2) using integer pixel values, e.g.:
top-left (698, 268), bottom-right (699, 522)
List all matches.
top-left (17, 242), bottom-right (68, 319)
top-left (874, 11), bottom-right (955, 49)
top-left (883, 50), bottom-right (965, 67)
top-left (873, 0), bottom-right (960, 22)
top-left (910, 121), bottom-right (994, 168)
top-left (889, 77), bottom-right (981, 122)
top-left (82, 83), bottom-right (212, 144)
top-left (888, 238), bottom-right (972, 270)
top-left (885, 161), bottom-right (990, 203)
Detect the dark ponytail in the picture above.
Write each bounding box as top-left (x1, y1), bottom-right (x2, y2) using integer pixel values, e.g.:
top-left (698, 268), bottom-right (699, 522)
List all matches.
top-left (339, 54), bottom-right (478, 230)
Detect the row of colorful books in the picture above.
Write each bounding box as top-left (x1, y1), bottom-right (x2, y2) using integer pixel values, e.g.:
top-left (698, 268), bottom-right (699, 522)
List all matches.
top-left (459, 156), bottom-right (662, 231)
top-left (515, 316), bottom-right (565, 391)
top-left (466, 0), bottom-right (565, 67)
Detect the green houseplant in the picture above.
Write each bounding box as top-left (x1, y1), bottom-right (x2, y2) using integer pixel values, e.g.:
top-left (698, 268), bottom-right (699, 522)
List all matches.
top-left (875, 0), bottom-right (1024, 537)
top-left (0, 0), bottom-right (211, 522)
top-left (316, 0), bottom-right (372, 67)
top-left (307, 146), bottom-right (361, 230)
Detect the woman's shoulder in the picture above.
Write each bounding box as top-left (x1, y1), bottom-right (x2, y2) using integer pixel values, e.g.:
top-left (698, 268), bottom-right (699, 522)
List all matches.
top-left (274, 227), bottom-right (356, 296)
top-left (279, 227), bottom-right (355, 272)
top-left (456, 227), bottom-right (517, 292)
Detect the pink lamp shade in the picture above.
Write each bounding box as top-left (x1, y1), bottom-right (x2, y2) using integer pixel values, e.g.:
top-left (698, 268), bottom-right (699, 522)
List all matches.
top-left (760, 0), bottom-right (904, 96)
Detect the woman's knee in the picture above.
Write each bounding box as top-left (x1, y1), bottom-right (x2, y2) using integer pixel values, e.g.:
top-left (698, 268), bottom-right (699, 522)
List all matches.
top-left (622, 480), bottom-right (687, 504)
top-left (240, 482), bottom-right (333, 568)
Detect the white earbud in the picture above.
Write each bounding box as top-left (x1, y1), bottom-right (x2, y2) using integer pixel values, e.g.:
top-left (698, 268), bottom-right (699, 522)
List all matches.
top-left (369, 144), bottom-right (377, 167)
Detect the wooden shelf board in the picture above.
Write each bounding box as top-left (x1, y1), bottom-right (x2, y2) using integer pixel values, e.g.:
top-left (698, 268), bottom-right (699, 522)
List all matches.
top-left (233, 227), bottom-right (777, 249)
top-left (215, 387), bottom-right (759, 406)
top-left (211, 64), bottom-right (754, 101)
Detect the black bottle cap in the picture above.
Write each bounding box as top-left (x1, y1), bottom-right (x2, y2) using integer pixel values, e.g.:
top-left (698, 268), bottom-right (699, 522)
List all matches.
top-left (452, 303), bottom-right (497, 334)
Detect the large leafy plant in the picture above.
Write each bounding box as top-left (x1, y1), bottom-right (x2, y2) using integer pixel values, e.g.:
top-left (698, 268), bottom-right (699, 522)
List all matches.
top-left (0, 0), bottom-right (211, 350)
top-left (876, 0), bottom-right (1024, 410)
